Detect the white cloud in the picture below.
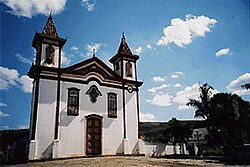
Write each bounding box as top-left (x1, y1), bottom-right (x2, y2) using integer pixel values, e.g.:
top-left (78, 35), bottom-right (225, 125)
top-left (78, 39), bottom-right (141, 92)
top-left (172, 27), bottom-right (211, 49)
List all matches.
top-left (1, 0), bottom-right (66, 18)
top-left (140, 112), bottom-right (158, 122)
top-left (70, 46), bottom-right (79, 51)
top-left (215, 48), bottom-right (230, 57)
top-left (32, 48), bottom-right (36, 63)
top-left (174, 83), bottom-right (182, 87)
top-left (171, 74), bottom-right (179, 78)
top-left (153, 76), bottom-right (165, 82)
top-left (226, 73), bottom-right (250, 95)
top-left (175, 71), bottom-right (183, 75)
top-left (177, 105), bottom-right (192, 111)
top-left (173, 83), bottom-right (200, 105)
top-left (86, 43), bottom-right (102, 57)
top-left (0, 80), bottom-right (11, 90)
top-left (157, 14), bottom-right (217, 47)
top-left (0, 102), bottom-right (7, 107)
top-left (148, 88), bottom-right (156, 93)
top-left (61, 51), bottom-right (71, 65)
top-left (0, 66), bottom-right (33, 93)
top-left (146, 44), bottom-right (152, 49)
top-left (173, 83), bottom-right (218, 110)
top-left (0, 126), bottom-right (10, 130)
top-left (18, 124), bottom-right (29, 129)
top-left (0, 111), bottom-right (10, 117)
top-left (15, 53), bottom-right (32, 65)
top-left (134, 47), bottom-right (142, 55)
top-left (81, 0), bottom-right (95, 12)
top-left (148, 84), bottom-right (171, 93)
top-left (147, 93), bottom-right (173, 107)
top-left (0, 66), bottom-right (19, 90)
top-left (19, 75), bottom-right (33, 93)
top-left (171, 71), bottom-right (183, 78)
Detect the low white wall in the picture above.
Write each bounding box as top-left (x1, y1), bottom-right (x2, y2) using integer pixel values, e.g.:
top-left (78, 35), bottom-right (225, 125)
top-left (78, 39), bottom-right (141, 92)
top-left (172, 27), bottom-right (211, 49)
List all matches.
top-left (143, 142), bottom-right (181, 157)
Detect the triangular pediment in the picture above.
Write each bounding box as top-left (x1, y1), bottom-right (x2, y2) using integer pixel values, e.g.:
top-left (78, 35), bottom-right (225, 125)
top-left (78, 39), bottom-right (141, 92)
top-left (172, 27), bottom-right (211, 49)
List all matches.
top-left (64, 57), bottom-right (122, 82)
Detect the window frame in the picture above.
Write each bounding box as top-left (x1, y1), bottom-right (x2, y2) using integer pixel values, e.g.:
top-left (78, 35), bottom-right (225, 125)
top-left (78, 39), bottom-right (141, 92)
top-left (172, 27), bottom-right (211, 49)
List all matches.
top-left (107, 93), bottom-right (117, 118)
top-left (67, 87), bottom-right (80, 116)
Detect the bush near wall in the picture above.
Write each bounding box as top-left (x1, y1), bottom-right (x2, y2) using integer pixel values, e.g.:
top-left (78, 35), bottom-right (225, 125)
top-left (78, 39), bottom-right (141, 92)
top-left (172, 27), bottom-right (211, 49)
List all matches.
top-left (202, 146), bottom-right (224, 156)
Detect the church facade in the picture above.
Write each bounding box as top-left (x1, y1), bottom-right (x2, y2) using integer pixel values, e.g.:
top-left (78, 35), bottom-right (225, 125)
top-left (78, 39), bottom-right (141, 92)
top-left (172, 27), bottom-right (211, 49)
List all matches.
top-left (28, 16), bottom-right (143, 160)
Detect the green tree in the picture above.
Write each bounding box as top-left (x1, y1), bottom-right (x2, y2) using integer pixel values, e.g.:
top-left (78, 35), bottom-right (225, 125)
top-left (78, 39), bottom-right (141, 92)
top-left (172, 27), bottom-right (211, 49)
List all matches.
top-left (188, 84), bottom-right (250, 154)
top-left (209, 93), bottom-right (250, 146)
top-left (165, 118), bottom-right (193, 154)
top-left (242, 83), bottom-right (250, 90)
top-left (187, 83), bottom-right (215, 146)
top-left (187, 83), bottom-right (214, 119)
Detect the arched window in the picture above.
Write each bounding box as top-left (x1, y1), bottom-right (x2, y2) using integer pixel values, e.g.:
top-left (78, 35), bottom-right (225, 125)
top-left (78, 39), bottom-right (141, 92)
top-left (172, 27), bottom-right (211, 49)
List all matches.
top-left (67, 88), bottom-right (80, 116)
top-left (108, 93), bottom-right (117, 118)
top-left (45, 45), bottom-right (55, 65)
top-left (125, 61), bottom-right (132, 77)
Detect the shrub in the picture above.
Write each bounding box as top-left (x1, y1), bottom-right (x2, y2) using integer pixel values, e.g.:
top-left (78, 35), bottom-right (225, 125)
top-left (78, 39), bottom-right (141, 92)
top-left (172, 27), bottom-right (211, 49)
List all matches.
top-left (202, 146), bottom-right (224, 156)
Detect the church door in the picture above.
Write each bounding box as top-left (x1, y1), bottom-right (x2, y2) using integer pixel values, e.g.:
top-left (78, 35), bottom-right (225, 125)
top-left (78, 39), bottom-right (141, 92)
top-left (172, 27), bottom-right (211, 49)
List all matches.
top-left (86, 115), bottom-right (102, 155)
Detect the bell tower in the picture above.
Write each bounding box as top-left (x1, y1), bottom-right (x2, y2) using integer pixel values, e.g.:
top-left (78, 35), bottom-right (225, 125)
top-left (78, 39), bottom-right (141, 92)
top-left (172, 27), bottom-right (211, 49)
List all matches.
top-left (110, 34), bottom-right (142, 155)
top-left (32, 14), bottom-right (66, 68)
top-left (109, 34), bottom-right (139, 81)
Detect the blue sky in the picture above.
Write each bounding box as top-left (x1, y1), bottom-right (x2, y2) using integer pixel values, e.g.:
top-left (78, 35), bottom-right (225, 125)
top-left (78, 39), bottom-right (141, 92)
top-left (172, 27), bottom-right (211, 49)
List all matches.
top-left (0, 0), bottom-right (249, 129)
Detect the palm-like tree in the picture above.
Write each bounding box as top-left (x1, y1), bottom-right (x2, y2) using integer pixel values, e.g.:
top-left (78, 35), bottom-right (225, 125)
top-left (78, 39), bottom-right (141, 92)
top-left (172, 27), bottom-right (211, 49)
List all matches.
top-left (187, 83), bottom-right (214, 120)
top-left (242, 83), bottom-right (250, 90)
top-left (187, 83), bottom-right (215, 147)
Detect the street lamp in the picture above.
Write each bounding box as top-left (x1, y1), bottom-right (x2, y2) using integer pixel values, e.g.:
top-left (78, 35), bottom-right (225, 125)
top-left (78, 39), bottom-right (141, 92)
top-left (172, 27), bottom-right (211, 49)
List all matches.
top-left (194, 130), bottom-right (202, 156)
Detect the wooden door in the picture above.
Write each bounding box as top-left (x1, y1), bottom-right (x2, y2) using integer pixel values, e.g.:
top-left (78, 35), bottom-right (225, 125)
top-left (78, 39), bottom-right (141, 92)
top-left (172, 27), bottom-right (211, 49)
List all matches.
top-left (86, 116), bottom-right (102, 155)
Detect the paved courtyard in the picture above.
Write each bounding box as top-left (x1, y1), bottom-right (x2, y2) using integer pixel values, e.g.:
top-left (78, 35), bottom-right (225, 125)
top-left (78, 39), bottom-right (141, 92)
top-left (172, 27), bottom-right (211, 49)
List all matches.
top-left (5, 156), bottom-right (226, 167)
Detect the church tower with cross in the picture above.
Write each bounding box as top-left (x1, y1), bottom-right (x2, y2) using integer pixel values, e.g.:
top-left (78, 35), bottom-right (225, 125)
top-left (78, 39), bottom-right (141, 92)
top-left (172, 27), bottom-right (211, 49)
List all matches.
top-left (28, 15), bottom-right (143, 160)
top-left (32, 14), bottom-right (66, 68)
top-left (110, 33), bottom-right (139, 82)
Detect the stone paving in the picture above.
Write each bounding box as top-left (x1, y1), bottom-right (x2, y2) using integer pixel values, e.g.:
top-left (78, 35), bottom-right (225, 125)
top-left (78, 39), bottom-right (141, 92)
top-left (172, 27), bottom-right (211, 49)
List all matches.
top-left (4, 156), bottom-right (237, 167)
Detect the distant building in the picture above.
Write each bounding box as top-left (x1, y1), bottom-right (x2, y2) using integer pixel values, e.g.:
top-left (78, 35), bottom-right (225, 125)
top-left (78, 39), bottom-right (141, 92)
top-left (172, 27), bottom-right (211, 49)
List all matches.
top-left (28, 15), bottom-right (143, 160)
top-left (0, 129), bottom-right (29, 164)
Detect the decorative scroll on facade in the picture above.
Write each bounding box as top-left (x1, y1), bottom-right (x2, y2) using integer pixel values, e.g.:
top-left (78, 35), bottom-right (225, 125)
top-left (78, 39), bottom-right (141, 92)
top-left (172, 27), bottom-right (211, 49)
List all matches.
top-left (86, 85), bottom-right (102, 103)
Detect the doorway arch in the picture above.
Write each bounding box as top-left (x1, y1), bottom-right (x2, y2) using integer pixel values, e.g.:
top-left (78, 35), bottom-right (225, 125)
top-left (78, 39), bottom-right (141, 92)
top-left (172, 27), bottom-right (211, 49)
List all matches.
top-left (85, 114), bottom-right (102, 155)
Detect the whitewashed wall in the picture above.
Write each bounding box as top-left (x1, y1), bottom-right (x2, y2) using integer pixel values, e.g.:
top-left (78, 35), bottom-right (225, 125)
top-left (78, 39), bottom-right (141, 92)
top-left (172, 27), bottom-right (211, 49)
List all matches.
top-left (29, 80), bottom-right (37, 160)
top-left (29, 72), bottom-right (141, 159)
top-left (143, 143), bottom-right (181, 157)
top-left (124, 89), bottom-right (139, 154)
top-left (30, 79), bottom-right (57, 159)
top-left (58, 75), bottom-right (124, 157)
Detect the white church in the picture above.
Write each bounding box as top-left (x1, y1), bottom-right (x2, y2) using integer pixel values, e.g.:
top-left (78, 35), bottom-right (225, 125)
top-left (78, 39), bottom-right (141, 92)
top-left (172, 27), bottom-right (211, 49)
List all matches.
top-left (28, 15), bottom-right (144, 160)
